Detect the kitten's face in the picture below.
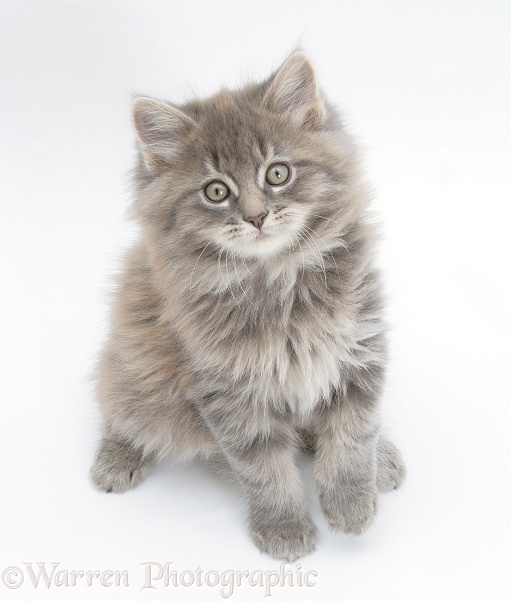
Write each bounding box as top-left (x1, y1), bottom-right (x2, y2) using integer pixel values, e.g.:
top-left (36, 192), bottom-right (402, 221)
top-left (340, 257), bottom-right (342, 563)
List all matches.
top-left (194, 134), bottom-right (305, 260)
top-left (173, 103), bottom-right (330, 261)
top-left (133, 53), bottom-right (346, 262)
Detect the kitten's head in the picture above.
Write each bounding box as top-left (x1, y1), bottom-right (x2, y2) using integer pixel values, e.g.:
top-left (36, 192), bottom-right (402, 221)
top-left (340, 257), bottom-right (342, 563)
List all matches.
top-left (132, 53), bottom-right (359, 263)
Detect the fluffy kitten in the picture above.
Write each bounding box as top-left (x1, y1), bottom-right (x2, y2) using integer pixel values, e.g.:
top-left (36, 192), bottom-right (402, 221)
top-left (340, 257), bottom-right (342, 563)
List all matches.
top-left (90, 52), bottom-right (405, 560)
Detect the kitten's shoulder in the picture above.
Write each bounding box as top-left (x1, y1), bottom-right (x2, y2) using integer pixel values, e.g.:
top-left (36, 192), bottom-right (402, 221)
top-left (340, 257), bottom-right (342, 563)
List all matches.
top-left (110, 240), bottom-right (162, 328)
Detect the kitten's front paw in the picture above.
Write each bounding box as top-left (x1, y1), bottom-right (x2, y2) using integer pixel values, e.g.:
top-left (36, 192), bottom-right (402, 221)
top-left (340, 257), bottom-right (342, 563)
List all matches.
top-left (377, 438), bottom-right (406, 492)
top-left (90, 438), bottom-right (154, 494)
top-left (250, 516), bottom-right (318, 561)
top-left (320, 485), bottom-right (378, 536)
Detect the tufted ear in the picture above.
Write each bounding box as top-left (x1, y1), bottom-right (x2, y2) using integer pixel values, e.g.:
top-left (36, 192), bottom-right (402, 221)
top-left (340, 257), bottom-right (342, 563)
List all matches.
top-left (263, 52), bottom-right (325, 129)
top-left (132, 97), bottom-right (196, 171)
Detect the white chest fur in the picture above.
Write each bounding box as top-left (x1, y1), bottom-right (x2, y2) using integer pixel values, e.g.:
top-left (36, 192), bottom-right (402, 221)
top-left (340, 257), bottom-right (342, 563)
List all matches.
top-left (224, 305), bottom-right (362, 417)
top-left (182, 260), bottom-right (375, 417)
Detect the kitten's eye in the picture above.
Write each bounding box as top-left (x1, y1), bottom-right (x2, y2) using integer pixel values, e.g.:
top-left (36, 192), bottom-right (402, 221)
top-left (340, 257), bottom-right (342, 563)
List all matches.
top-left (265, 163), bottom-right (290, 186)
top-left (204, 181), bottom-right (230, 202)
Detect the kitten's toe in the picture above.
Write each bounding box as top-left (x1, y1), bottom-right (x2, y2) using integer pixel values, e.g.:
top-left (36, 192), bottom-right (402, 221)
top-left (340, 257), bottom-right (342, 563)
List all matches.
top-left (250, 516), bottom-right (318, 561)
top-left (90, 438), bottom-right (154, 494)
top-left (377, 438), bottom-right (406, 492)
top-left (321, 486), bottom-right (378, 536)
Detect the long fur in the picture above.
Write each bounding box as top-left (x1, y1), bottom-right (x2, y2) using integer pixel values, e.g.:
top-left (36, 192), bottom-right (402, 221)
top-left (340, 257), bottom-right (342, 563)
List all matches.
top-left (90, 52), bottom-right (405, 560)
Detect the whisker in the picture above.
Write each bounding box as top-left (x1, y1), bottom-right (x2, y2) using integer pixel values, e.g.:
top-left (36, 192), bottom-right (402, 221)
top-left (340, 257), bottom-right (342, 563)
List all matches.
top-left (307, 212), bottom-right (343, 229)
top-left (230, 249), bottom-right (254, 306)
top-left (216, 250), bottom-right (224, 292)
top-left (301, 223), bottom-right (341, 284)
top-left (239, 253), bottom-right (255, 277)
top-left (298, 229), bottom-right (327, 290)
top-left (223, 250), bottom-right (241, 306)
top-left (189, 233), bottom-right (222, 291)
top-left (296, 235), bottom-right (306, 281)
top-left (290, 233), bottom-right (306, 280)
top-left (297, 210), bottom-right (349, 252)
top-left (217, 250), bottom-right (233, 301)
top-left (302, 211), bottom-right (345, 228)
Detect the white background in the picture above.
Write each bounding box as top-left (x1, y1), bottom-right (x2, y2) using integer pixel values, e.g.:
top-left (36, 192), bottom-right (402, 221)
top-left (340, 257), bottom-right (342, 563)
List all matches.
top-left (1, 1), bottom-right (510, 599)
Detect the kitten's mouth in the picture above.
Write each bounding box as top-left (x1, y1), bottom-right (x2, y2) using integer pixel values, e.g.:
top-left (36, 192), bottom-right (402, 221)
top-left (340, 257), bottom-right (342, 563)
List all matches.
top-left (235, 221), bottom-right (292, 258)
top-left (254, 229), bottom-right (277, 244)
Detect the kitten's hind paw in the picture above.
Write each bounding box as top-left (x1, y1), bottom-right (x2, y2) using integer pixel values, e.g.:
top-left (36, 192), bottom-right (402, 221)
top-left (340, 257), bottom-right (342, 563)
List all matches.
top-left (250, 516), bottom-right (318, 561)
top-left (377, 437), bottom-right (406, 493)
top-left (90, 437), bottom-right (154, 494)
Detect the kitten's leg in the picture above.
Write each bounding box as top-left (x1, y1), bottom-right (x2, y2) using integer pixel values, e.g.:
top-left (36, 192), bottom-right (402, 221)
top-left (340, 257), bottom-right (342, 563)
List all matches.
top-left (90, 431), bottom-right (156, 494)
top-left (197, 396), bottom-right (317, 561)
top-left (314, 366), bottom-right (383, 536)
top-left (300, 427), bottom-right (405, 493)
top-left (377, 436), bottom-right (406, 492)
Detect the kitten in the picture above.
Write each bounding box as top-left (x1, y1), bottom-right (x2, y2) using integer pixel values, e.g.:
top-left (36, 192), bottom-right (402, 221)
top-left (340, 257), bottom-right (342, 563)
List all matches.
top-left (90, 52), bottom-right (405, 560)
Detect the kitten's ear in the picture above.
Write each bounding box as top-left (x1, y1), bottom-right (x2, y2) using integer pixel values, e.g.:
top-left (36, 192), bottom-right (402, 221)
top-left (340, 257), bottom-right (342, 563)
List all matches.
top-left (132, 97), bottom-right (196, 171)
top-left (263, 53), bottom-right (325, 129)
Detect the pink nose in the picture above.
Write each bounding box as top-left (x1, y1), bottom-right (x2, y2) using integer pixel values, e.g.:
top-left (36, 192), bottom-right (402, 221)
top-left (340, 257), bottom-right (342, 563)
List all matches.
top-left (244, 212), bottom-right (268, 230)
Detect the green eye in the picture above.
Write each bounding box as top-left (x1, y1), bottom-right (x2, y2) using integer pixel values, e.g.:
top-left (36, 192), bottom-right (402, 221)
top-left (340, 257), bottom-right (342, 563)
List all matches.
top-left (204, 181), bottom-right (230, 202)
top-left (265, 163), bottom-right (290, 186)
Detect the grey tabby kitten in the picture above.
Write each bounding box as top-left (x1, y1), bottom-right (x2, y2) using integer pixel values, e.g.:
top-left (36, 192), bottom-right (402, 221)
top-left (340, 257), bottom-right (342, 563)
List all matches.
top-left (90, 52), bottom-right (405, 560)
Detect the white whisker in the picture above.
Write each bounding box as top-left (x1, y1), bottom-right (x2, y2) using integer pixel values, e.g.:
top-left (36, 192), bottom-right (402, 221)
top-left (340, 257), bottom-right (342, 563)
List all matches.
top-left (222, 250), bottom-right (241, 306)
top-left (239, 253), bottom-right (255, 277)
top-left (290, 233), bottom-right (306, 280)
top-left (296, 210), bottom-right (349, 252)
top-left (298, 229), bottom-right (327, 290)
top-left (301, 223), bottom-right (341, 283)
top-left (189, 233), bottom-right (222, 291)
top-left (231, 249), bottom-right (254, 305)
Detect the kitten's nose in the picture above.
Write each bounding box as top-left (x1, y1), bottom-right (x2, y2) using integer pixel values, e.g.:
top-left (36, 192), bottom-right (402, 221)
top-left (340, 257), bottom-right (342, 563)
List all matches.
top-left (244, 211), bottom-right (268, 230)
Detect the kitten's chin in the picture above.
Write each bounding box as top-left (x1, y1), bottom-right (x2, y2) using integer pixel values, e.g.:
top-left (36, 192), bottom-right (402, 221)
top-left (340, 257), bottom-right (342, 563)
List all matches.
top-left (237, 231), bottom-right (292, 259)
